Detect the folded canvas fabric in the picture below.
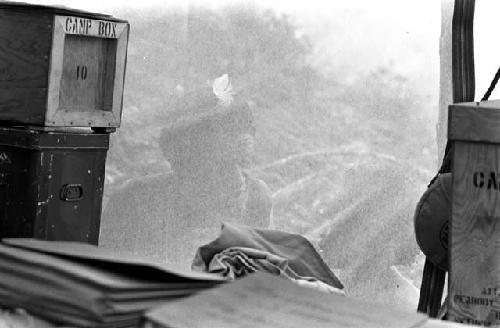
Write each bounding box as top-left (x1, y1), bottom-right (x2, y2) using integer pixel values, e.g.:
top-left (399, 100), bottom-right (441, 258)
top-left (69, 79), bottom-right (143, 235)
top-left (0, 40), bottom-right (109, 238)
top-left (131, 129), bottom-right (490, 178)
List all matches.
top-left (192, 223), bottom-right (343, 293)
top-left (0, 238), bottom-right (224, 328)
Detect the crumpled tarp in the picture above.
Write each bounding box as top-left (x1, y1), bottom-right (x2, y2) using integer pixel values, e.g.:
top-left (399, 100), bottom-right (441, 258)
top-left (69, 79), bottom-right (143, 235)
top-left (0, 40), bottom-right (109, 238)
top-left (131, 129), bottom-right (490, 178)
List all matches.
top-left (192, 223), bottom-right (344, 294)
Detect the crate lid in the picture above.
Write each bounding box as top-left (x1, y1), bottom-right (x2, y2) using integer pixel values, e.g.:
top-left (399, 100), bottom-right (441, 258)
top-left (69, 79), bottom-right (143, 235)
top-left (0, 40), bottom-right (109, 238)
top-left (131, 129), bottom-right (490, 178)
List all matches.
top-left (0, 126), bottom-right (110, 150)
top-left (448, 100), bottom-right (500, 144)
top-left (0, 1), bottom-right (127, 22)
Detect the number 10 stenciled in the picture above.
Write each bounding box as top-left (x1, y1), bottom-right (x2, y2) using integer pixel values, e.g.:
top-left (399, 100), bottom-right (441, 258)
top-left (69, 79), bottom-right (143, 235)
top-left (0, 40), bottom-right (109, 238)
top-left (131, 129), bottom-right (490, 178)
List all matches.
top-left (76, 65), bottom-right (88, 80)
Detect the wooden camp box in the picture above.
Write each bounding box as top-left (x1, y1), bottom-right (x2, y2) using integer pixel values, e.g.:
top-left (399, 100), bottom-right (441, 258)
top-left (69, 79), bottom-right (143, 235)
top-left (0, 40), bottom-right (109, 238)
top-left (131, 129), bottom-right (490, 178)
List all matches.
top-left (0, 2), bottom-right (129, 128)
top-left (448, 100), bottom-right (500, 325)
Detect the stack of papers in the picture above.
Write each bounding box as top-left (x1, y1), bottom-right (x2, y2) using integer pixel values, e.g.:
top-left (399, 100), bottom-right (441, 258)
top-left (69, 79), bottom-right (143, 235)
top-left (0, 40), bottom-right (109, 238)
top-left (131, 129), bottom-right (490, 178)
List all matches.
top-left (144, 272), bottom-right (469, 328)
top-left (0, 238), bottom-right (224, 328)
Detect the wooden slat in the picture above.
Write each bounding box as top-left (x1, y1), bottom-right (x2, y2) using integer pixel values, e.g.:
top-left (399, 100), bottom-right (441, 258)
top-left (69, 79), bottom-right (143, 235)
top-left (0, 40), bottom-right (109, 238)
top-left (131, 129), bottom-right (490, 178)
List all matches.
top-left (0, 1), bottom-right (125, 22)
top-left (448, 101), bottom-right (500, 144)
top-left (449, 141), bottom-right (500, 325)
top-left (110, 23), bottom-right (129, 127)
top-left (437, 0), bottom-right (454, 164)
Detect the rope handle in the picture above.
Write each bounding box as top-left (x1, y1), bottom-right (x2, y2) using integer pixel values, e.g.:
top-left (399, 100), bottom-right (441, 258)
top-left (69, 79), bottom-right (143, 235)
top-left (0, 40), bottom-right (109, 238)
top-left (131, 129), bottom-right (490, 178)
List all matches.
top-left (481, 66), bottom-right (500, 101)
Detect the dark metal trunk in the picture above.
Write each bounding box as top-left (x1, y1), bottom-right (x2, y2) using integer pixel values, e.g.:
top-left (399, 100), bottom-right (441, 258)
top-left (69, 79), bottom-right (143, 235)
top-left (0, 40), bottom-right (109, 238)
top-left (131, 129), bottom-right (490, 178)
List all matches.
top-left (0, 126), bottom-right (109, 245)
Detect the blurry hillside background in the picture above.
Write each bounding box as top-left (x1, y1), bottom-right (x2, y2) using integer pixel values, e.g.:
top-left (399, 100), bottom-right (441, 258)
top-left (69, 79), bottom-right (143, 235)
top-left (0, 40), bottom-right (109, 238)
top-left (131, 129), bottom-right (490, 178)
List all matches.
top-left (101, 0), bottom-right (441, 311)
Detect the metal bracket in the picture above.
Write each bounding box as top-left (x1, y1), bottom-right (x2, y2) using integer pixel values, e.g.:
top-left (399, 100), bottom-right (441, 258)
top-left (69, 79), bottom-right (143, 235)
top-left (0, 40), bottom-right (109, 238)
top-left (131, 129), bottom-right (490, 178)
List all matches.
top-left (60, 184), bottom-right (83, 201)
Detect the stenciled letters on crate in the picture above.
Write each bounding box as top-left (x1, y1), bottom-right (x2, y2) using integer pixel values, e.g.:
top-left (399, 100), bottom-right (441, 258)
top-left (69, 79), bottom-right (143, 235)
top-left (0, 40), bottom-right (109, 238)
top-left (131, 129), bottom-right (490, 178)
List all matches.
top-left (48, 15), bottom-right (128, 127)
top-left (448, 101), bottom-right (500, 325)
top-left (0, 5), bottom-right (129, 128)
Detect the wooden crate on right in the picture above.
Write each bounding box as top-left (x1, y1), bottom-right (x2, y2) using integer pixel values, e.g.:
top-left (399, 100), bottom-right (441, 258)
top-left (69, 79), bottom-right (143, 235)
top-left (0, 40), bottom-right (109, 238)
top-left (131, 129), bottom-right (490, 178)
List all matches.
top-left (448, 100), bottom-right (500, 326)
